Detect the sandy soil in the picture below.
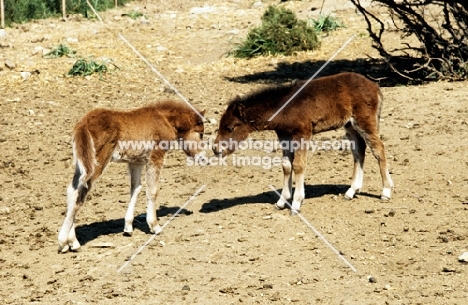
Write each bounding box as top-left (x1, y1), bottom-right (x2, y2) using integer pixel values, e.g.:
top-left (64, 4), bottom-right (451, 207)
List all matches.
top-left (0, 0), bottom-right (467, 304)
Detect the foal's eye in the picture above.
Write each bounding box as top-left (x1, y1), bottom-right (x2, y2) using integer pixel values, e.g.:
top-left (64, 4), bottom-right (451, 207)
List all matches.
top-left (225, 126), bottom-right (234, 132)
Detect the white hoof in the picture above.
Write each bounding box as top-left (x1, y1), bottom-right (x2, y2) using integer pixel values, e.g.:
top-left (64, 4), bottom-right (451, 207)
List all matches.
top-left (58, 244), bottom-right (70, 253)
top-left (381, 188), bottom-right (392, 202)
top-left (290, 209), bottom-right (299, 216)
top-left (344, 188), bottom-right (356, 200)
top-left (153, 225), bottom-right (162, 235)
top-left (70, 239), bottom-right (81, 251)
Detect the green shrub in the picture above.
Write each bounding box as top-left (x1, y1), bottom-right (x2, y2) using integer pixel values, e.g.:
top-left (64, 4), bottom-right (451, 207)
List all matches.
top-left (43, 44), bottom-right (76, 58)
top-left (310, 15), bottom-right (344, 33)
top-left (229, 5), bottom-right (320, 58)
top-left (122, 9), bottom-right (144, 20)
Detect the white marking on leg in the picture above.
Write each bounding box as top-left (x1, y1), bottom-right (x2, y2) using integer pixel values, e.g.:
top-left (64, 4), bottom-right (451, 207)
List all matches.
top-left (58, 184), bottom-right (79, 252)
top-left (68, 223), bottom-right (81, 251)
top-left (291, 173), bottom-right (305, 215)
top-left (276, 155), bottom-right (292, 209)
top-left (124, 185), bottom-right (142, 234)
top-left (124, 164), bottom-right (143, 235)
top-left (381, 187), bottom-right (392, 201)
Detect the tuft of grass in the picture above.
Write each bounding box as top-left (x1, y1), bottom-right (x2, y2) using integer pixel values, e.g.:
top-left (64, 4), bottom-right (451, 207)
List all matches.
top-left (67, 57), bottom-right (119, 78)
top-left (43, 44), bottom-right (76, 58)
top-left (122, 10), bottom-right (144, 20)
top-left (229, 5), bottom-right (319, 58)
top-left (310, 14), bottom-right (344, 33)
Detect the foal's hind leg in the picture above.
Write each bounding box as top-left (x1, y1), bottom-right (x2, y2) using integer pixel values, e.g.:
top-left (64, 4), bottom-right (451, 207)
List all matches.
top-left (354, 122), bottom-right (393, 201)
top-left (58, 171), bottom-right (91, 253)
top-left (344, 124), bottom-right (366, 200)
top-left (123, 163), bottom-right (144, 236)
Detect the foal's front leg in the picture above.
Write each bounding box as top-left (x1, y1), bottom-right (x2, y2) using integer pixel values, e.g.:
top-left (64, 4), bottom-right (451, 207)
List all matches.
top-left (275, 148), bottom-right (293, 210)
top-left (123, 163), bottom-right (144, 236)
top-left (290, 148), bottom-right (307, 215)
top-left (145, 152), bottom-right (164, 234)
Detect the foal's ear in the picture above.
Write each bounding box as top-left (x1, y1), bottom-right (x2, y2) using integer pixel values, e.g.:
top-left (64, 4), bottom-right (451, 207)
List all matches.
top-left (233, 103), bottom-right (246, 121)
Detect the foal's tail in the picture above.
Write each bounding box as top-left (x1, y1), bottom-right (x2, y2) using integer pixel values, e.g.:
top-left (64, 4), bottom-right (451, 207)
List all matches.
top-left (72, 126), bottom-right (96, 189)
top-left (376, 88), bottom-right (383, 132)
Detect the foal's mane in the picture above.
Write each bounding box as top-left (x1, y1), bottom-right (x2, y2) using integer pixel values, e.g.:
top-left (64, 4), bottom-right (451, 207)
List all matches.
top-left (229, 82), bottom-right (297, 108)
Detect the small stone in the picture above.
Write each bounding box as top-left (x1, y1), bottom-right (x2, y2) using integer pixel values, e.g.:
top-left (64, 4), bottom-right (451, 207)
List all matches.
top-left (403, 226), bottom-right (409, 232)
top-left (367, 276), bottom-right (376, 283)
top-left (365, 209), bottom-right (375, 214)
top-left (263, 283), bottom-right (273, 289)
top-left (458, 252), bottom-right (468, 262)
top-left (5, 60), bottom-right (15, 70)
top-left (262, 215), bottom-right (272, 220)
top-left (388, 209), bottom-right (395, 217)
top-left (0, 206), bottom-right (10, 214)
top-left (208, 118), bottom-right (217, 125)
top-left (182, 285), bottom-right (190, 291)
top-left (383, 284), bottom-right (391, 290)
top-left (32, 46), bottom-right (44, 55)
top-left (20, 72), bottom-right (31, 80)
top-left (66, 37), bottom-right (78, 44)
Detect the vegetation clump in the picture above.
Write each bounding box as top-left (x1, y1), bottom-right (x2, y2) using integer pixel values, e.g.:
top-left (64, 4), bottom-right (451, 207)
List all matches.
top-left (43, 44), bottom-right (76, 59)
top-left (229, 5), bottom-right (320, 58)
top-left (68, 57), bottom-right (119, 78)
top-left (310, 14), bottom-right (344, 33)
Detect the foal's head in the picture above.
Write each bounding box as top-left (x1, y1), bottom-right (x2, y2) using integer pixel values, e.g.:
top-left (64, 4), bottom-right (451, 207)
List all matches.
top-left (213, 102), bottom-right (251, 156)
top-left (176, 108), bottom-right (205, 158)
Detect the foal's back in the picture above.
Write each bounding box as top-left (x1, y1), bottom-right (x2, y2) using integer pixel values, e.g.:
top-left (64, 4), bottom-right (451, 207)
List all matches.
top-left (283, 72), bottom-right (381, 134)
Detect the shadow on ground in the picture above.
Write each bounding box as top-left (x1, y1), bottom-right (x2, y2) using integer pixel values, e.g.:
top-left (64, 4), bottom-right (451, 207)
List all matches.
top-left (225, 57), bottom-right (424, 87)
top-left (200, 184), bottom-right (380, 213)
top-left (75, 206), bottom-right (192, 246)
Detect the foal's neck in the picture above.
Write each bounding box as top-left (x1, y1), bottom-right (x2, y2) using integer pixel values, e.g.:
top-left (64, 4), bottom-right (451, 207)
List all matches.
top-left (244, 104), bottom-right (277, 132)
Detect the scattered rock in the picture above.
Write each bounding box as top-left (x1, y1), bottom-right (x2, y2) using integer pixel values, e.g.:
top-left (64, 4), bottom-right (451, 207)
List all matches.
top-left (32, 46), bottom-right (44, 55)
top-left (0, 206), bottom-right (10, 214)
top-left (182, 285), bottom-right (190, 291)
top-left (365, 209), bottom-right (375, 214)
top-left (20, 71), bottom-right (31, 80)
top-left (458, 252), bottom-right (468, 262)
top-left (5, 60), bottom-right (15, 70)
top-left (66, 37), bottom-right (78, 44)
top-left (208, 118), bottom-right (217, 125)
top-left (367, 276), bottom-right (376, 283)
top-left (190, 6), bottom-right (216, 15)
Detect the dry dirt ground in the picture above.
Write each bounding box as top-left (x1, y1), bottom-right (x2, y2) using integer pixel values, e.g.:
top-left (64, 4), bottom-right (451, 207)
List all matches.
top-left (0, 0), bottom-right (467, 304)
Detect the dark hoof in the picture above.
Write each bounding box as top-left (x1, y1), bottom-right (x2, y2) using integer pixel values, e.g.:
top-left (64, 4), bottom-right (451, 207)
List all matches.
top-left (123, 231), bottom-right (132, 237)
